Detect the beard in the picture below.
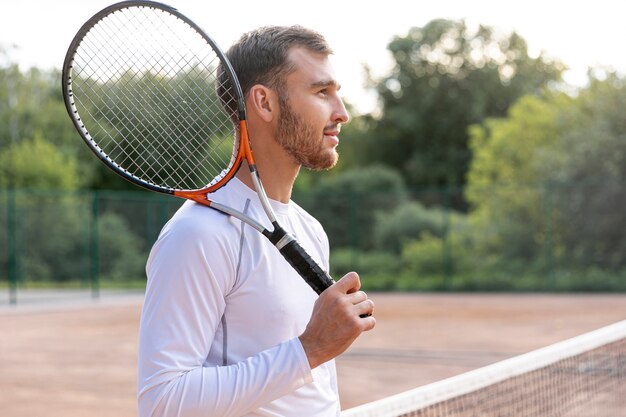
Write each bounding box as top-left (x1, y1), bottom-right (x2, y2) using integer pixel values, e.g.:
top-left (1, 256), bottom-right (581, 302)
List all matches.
top-left (275, 94), bottom-right (339, 171)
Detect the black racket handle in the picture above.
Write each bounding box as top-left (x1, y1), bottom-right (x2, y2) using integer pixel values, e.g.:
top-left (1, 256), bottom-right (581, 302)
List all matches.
top-left (278, 239), bottom-right (335, 295)
top-left (275, 231), bottom-right (371, 317)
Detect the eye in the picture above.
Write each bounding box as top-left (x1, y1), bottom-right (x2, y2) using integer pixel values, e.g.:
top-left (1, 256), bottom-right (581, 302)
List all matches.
top-left (317, 88), bottom-right (328, 97)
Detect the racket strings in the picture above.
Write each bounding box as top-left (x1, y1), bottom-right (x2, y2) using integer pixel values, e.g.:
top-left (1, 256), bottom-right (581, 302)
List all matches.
top-left (69, 5), bottom-right (240, 191)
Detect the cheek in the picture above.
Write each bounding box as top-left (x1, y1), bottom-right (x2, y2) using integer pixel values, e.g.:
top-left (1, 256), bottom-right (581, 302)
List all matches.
top-left (297, 99), bottom-right (328, 129)
top-left (279, 97), bottom-right (328, 145)
top-left (309, 113), bottom-right (328, 139)
top-left (295, 112), bottom-right (323, 141)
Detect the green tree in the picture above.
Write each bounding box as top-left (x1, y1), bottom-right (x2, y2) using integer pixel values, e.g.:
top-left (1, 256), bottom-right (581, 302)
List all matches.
top-left (0, 60), bottom-right (100, 187)
top-left (1, 66), bottom-right (72, 150)
top-left (372, 201), bottom-right (446, 253)
top-left (0, 135), bottom-right (86, 282)
top-left (466, 72), bottom-right (626, 273)
top-left (297, 165), bottom-right (407, 249)
top-left (538, 73), bottom-right (626, 270)
top-left (97, 212), bottom-right (147, 282)
top-left (364, 19), bottom-right (564, 199)
top-left (466, 92), bottom-right (574, 263)
top-left (0, 134), bottom-right (80, 189)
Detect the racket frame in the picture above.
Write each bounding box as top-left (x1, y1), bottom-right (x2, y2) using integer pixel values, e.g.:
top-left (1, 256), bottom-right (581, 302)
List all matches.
top-left (62, 0), bottom-right (335, 294)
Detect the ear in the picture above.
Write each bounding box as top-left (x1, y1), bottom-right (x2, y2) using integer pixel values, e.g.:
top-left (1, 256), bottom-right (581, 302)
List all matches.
top-left (247, 85), bottom-right (277, 123)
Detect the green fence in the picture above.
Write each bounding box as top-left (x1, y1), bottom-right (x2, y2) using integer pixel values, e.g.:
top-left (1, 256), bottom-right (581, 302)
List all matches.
top-left (1, 181), bottom-right (625, 304)
top-left (0, 189), bottom-right (182, 304)
top-left (297, 178), bottom-right (626, 292)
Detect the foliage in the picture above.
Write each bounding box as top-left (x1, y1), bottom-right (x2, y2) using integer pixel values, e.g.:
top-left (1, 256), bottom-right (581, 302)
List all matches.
top-left (539, 74), bottom-right (626, 269)
top-left (298, 165), bottom-right (407, 249)
top-left (0, 134), bottom-right (80, 189)
top-left (96, 212), bottom-right (147, 282)
top-left (466, 73), bottom-right (626, 272)
top-left (360, 19), bottom-right (564, 199)
top-left (327, 73), bottom-right (626, 292)
top-left (0, 189), bottom-right (156, 285)
top-left (0, 190), bottom-right (87, 283)
top-left (372, 201), bottom-right (446, 253)
top-left (0, 66), bottom-right (77, 152)
top-left (401, 232), bottom-right (447, 276)
top-left (0, 63), bottom-right (101, 188)
top-left (330, 248), bottom-right (401, 290)
top-left (1, 33), bottom-right (625, 292)
top-left (466, 94), bottom-right (571, 261)
top-left (0, 135), bottom-right (86, 282)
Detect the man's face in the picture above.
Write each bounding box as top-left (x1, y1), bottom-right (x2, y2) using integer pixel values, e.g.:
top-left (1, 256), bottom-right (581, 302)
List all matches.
top-left (274, 47), bottom-right (350, 171)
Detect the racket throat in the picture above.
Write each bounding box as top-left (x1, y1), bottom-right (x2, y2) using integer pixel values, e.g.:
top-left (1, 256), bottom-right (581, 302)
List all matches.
top-left (266, 222), bottom-right (294, 250)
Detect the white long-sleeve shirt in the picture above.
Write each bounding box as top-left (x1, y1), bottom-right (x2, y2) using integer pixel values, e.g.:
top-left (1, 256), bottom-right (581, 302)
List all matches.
top-left (137, 178), bottom-right (340, 417)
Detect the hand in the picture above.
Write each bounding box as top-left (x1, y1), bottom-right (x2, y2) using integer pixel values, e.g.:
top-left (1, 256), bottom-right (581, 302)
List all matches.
top-left (298, 272), bottom-right (375, 369)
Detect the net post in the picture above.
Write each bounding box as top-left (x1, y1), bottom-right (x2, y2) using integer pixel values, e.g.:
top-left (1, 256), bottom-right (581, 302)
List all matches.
top-left (90, 190), bottom-right (100, 300)
top-left (7, 187), bottom-right (18, 305)
top-left (441, 185), bottom-right (453, 290)
top-left (349, 190), bottom-right (361, 271)
top-left (542, 181), bottom-right (556, 288)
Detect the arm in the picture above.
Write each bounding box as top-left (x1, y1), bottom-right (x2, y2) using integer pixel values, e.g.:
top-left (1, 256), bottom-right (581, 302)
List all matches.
top-left (137, 216), bottom-right (313, 417)
top-left (139, 339), bottom-right (311, 417)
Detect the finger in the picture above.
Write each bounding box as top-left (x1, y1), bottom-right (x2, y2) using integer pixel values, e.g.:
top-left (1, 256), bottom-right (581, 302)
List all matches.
top-left (347, 290), bottom-right (368, 305)
top-left (355, 298), bottom-right (375, 317)
top-left (334, 271), bottom-right (361, 294)
top-left (355, 303), bottom-right (376, 329)
top-left (360, 314), bottom-right (376, 330)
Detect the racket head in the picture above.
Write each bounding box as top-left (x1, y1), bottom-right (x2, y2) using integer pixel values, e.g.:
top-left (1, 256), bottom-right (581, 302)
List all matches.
top-left (62, 0), bottom-right (247, 196)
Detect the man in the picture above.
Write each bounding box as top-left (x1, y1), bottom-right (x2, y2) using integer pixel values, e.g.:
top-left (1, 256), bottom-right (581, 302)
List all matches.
top-left (137, 25), bottom-right (375, 417)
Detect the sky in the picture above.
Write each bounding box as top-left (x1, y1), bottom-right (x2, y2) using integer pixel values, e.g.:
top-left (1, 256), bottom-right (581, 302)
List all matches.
top-left (1, 0), bottom-right (625, 113)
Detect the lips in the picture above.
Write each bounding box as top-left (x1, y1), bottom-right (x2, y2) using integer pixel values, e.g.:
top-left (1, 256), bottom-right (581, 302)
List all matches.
top-left (323, 124), bottom-right (341, 139)
top-left (323, 130), bottom-right (340, 145)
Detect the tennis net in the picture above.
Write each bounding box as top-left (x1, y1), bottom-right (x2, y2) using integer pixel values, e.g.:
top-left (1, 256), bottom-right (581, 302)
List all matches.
top-left (342, 320), bottom-right (626, 417)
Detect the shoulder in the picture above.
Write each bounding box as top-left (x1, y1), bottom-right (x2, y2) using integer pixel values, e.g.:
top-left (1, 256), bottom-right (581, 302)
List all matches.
top-left (145, 200), bottom-right (246, 297)
top-left (162, 200), bottom-right (239, 242)
top-left (149, 200), bottom-right (243, 271)
top-left (289, 200), bottom-right (326, 233)
top-left (160, 179), bottom-right (253, 242)
top-left (287, 199), bottom-right (330, 262)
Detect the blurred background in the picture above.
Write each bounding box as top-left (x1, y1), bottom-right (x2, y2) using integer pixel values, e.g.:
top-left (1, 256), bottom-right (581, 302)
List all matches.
top-left (1, 1), bottom-right (625, 303)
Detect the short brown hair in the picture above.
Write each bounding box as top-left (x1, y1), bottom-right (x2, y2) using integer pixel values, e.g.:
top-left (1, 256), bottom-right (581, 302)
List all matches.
top-left (217, 25), bottom-right (332, 118)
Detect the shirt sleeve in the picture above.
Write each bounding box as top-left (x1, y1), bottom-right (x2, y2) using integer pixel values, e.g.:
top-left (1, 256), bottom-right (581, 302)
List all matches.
top-left (137, 207), bottom-right (313, 417)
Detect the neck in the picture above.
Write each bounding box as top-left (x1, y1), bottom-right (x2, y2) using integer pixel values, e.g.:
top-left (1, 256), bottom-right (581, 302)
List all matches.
top-left (236, 159), bottom-right (300, 204)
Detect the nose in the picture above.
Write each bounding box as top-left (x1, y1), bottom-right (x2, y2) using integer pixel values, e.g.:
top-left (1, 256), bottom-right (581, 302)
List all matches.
top-left (333, 96), bottom-right (350, 125)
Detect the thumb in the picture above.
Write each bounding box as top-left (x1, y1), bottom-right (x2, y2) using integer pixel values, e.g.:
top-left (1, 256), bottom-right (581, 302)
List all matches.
top-left (334, 271), bottom-right (361, 294)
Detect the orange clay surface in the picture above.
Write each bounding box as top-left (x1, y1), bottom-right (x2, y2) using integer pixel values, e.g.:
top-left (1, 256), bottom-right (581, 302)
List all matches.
top-left (1, 292), bottom-right (626, 416)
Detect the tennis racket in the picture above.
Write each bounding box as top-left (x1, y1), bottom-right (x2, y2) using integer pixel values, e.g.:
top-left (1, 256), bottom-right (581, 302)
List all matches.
top-left (62, 0), bottom-right (334, 295)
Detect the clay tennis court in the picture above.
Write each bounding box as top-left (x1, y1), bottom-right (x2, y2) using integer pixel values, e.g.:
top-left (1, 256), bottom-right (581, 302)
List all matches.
top-left (1, 292), bottom-right (626, 416)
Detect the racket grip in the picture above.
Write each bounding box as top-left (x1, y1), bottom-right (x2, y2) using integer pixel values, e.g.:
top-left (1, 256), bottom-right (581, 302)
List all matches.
top-left (278, 239), bottom-right (335, 295)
